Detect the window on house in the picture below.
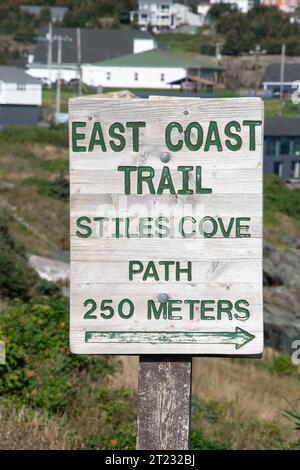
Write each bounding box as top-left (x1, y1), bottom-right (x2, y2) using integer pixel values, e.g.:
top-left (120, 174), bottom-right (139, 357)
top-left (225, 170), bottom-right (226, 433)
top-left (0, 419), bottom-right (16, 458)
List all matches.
top-left (294, 138), bottom-right (300, 156)
top-left (106, 72), bottom-right (111, 81)
top-left (265, 138), bottom-right (277, 155)
top-left (160, 73), bottom-right (165, 82)
top-left (274, 162), bottom-right (283, 177)
top-left (280, 137), bottom-right (290, 155)
top-left (291, 161), bottom-right (300, 179)
top-left (134, 72), bottom-right (139, 81)
top-left (17, 84), bottom-right (26, 91)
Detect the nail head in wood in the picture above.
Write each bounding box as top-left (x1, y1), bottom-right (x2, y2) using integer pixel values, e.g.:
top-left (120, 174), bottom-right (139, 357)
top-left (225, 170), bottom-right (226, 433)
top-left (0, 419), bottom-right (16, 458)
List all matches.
top-left (160, 152), bottom-right (170, 163)
top-left (158, 293), bottom-right (169, 304)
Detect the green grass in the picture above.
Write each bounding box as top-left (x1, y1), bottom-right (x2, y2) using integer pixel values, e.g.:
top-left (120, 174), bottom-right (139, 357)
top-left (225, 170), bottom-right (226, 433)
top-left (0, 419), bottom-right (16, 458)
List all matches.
top-left (264, 98), bottom-right (300, 118)
top-left (0, 126), bottom-right (68, 148)
top-left (157, 29), bottom-right (219, 55)
top-left (264, 175), bottom-right (300, 225)
top-left (22, 176), bottom-right (69, 202)
top-left (43, 84), bottom-right (97, 113)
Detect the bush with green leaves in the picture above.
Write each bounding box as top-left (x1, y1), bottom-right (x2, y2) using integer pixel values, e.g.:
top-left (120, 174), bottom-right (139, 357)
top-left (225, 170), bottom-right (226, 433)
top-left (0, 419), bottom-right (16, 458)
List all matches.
top-left (0, 296), bottom-right (118, 412)
top-left (0, 213), bottom-right (60, 300)
top-left (0, 223), bottom-right (36, 300)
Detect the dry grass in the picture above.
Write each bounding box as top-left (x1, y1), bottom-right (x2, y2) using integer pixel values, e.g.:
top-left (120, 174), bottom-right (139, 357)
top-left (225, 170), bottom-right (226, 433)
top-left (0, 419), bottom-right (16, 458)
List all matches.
top-left (110, 349), bottom-right (300, 448)
top-left (264, 213), bottom-right (300, 248)
top-left (0, 403), bottom-right (71, 450)
top-left (0, 142), bottom-right (69, 255)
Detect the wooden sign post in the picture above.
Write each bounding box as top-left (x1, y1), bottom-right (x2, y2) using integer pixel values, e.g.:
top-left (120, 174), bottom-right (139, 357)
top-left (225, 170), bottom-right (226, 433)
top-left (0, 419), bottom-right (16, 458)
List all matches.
top-left (69, 97), bottom-right (264, 450)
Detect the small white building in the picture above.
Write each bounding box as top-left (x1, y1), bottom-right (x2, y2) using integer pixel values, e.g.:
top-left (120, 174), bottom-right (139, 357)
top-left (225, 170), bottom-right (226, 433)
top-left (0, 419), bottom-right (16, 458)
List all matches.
top-left (130, 0), bottom-right (204, 31)
top-left (82, 48), bottom-right (224, 90)
top-left (208, 0), bottom-right (254, 14)
top-left (0, 66), bottom-right (41, 126)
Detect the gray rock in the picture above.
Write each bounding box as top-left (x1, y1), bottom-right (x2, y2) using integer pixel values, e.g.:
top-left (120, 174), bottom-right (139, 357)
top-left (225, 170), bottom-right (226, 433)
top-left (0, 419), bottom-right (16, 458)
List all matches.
top-left (28, 255), bottom-right (70, 283)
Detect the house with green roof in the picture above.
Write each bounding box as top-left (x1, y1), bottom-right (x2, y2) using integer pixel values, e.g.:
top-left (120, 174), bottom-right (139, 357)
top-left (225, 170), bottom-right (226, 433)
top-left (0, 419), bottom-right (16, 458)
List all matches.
top-left (81, 48), bottom-right (224, 91)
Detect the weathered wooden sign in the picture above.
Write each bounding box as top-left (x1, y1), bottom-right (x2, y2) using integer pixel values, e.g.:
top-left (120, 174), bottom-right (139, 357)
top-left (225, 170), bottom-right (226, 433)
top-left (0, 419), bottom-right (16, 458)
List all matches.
top-left (69, 97), bottom-right (263, 356)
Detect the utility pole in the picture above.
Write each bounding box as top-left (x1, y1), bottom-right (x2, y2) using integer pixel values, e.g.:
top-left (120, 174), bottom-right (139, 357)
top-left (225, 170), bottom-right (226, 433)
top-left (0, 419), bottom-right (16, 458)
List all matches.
top-left (76, 27), bottom-right (82, 96)
top-left (280, 44), bottom-right (286, 100)
top-left (55, 35), bottom-right (62, 124)
top-left (249, 44), bottom-right (266, 96)
top-left (215, 42), bottom-right (221, 67)
top-left (47, 22), bottom-right (53, 84)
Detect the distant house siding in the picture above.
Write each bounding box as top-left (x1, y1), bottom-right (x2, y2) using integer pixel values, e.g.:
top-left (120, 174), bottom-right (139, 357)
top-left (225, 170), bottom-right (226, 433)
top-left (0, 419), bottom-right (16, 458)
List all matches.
top-left (26, 66), bottom-right (77, 84)
top-left (81, 65), bottom-right (186, 88)
top-left (0, 105), bottom-right (39, 127)
top-left (0, 83), bottom-right (42, 106)
top-left (264, 136), bottom-right (300, 180)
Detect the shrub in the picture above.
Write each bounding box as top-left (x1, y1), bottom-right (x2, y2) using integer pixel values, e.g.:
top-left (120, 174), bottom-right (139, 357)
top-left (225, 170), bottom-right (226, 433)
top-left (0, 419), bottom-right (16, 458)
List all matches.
top-left (268, 355), bottom-right (299, 377)
top-left (264, 175), bottom-right (300, 224)
top-left (83, 431), bottom-right (136, 450)
top-left (0, 296), bottom-right (118, 412)
top-left (0, 215), bottom-right (38, 300)
top-left (23, 175), bottom-right (69, 201)
top-left (191, 429), bottom-right (228, 450)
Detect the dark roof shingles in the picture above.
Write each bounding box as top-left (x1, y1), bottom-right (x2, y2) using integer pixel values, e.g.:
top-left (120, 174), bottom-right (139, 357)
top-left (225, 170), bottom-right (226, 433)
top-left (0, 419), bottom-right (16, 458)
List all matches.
top-left (265, 118), bottom-right (300, 136)
top-left (33, 27), bottom-right (153, 64)
top-left (264, 63), bottom-right (300, 83)
top-left (0, 66), bottom-right (41, 84)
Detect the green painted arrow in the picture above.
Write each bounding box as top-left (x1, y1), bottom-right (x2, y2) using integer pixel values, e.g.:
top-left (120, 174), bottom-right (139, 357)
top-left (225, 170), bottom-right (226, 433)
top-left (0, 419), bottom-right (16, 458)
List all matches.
top-left (85, 327), bottom-right (255, 350)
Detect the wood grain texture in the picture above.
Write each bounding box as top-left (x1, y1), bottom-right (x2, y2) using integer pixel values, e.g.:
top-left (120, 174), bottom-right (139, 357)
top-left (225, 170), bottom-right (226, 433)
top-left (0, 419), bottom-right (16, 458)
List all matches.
top-left (69, 97), bottom-right (264, 356)
top-left (137, 356), bottom-right (192, 450)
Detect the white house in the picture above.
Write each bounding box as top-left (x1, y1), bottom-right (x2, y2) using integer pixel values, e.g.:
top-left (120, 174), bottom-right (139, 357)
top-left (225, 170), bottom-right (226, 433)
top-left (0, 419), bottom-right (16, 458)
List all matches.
top-left (130, 0), bottom-right (204, 31)
top-left (0, 66), bottom-right (41, 126)
top-left (82, 48), bottom-right (224, 90)
top-left (172, 3), bottom-right (204, 27)
top-left (197, 2), bottom-right (211, 17)
top-left (208, 0), bottom-right (254, 14)
top-left (26, 27), bottom-right (157, 84)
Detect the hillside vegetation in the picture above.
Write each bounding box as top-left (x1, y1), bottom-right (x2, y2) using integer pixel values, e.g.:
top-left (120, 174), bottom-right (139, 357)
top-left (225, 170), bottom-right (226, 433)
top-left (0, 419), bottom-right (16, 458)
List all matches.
top-left (0, 126), bottom-right (300, 449)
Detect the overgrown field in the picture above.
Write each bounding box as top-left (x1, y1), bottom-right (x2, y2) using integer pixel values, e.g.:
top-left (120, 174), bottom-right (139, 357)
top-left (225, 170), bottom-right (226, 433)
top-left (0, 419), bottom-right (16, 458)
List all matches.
top-left (0, 126), bottom-right (300, 449)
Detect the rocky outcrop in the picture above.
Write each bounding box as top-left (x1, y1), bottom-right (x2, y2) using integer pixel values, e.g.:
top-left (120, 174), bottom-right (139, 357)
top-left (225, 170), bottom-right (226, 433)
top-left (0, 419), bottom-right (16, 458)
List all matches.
top-left (28, 255), bottom-right (70, 283)
top-left (263, 241), bottom-right (300, 351)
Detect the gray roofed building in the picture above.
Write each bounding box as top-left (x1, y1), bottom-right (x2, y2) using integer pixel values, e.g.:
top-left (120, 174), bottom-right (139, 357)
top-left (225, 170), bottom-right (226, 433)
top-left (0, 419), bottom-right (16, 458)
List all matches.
top-left (265, 64), bottom-right (300, 83)
top-left (265, 117), bottom-right (300, 137)
top-left (0, 66), bottom-right (42, 127)
top-left (264, 118), bottom-right (300, 181)
top-left (0, 66), bottom-right (41, 84)
top-left (263, 63), bottom-right (300, 96)
top-left (32, 27), bottom-right (154, 65)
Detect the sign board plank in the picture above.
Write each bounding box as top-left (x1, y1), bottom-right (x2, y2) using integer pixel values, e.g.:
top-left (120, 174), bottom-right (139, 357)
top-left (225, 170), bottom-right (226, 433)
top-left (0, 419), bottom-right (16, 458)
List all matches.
top-left (69, 97), bottom-right (263, 356)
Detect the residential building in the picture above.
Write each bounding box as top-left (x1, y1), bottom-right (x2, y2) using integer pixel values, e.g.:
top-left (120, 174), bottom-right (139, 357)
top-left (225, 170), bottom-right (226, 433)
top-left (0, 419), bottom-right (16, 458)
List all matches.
top-left (172, 3), bottom-right (204, 28)
top-left (261, 0), bottom-right (298, 13)
top-left (81, 48), bottom-right (224, 90)
top-left (130, 0), bottom-right (204, 31)
top-left (209, 0), bottom-right (254, 14)
top-left (26, 28), bottom-right (156, 84)
top-left (264, 118), bottom-right (300, 181)
top-left (0, 66), bottom-right (41, 126)
top-left (263, 63), bottom-right (300, 96)
top-left (20, 5), bottom-right (69, 23)
top-left (197, 2), bottom-right (211, 17)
